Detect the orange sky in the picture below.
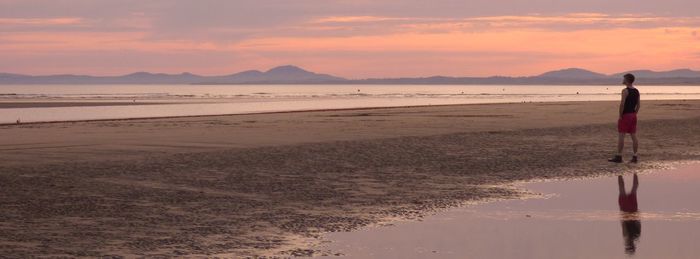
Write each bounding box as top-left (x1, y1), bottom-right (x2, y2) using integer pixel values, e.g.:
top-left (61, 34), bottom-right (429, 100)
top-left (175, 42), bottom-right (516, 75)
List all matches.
top-left (1, 1), bottom-right (699, 78)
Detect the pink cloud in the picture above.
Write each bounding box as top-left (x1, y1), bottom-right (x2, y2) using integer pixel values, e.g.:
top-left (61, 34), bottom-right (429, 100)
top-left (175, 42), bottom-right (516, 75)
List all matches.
top-left (1, 9), bottom-right (699, 77)
top-left (0, 17), bottom-right (84, 26)
top-left (306, 13), bottom-right (700, 34)
top-left (310, 16), bottom-right (414, 24)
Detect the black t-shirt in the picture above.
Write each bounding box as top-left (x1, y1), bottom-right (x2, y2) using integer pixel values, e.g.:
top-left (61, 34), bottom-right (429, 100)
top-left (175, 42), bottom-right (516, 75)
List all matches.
top-left (623, 88), bottom-right (640, 114)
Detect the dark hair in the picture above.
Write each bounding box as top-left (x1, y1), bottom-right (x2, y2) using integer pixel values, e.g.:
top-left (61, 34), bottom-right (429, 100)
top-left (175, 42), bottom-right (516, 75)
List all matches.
top-left (624, 73), bottom-right (635, 84)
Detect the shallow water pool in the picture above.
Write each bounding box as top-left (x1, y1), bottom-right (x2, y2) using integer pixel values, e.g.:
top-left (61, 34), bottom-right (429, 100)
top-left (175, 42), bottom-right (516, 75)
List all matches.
top-left (318, 163), bottom-right (700, 259)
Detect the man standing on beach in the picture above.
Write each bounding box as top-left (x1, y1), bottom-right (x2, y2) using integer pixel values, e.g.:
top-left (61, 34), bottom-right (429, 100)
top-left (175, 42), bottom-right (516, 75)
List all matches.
top-left (609, 74), bottom-right (640, 163)
top-left (618, 173), bottom-right (641, 254)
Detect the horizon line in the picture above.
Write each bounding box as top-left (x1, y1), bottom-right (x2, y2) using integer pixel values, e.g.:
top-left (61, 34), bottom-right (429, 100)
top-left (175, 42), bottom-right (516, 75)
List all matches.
top-left (2, 66), bottom-right (699, 79)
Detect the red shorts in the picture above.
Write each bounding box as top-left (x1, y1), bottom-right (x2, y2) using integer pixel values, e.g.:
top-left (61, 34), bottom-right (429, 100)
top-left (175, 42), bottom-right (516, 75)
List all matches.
top-left (619, 194), bottom-right (638, 212)
top-left (618, 113), bottom-right (637, 134)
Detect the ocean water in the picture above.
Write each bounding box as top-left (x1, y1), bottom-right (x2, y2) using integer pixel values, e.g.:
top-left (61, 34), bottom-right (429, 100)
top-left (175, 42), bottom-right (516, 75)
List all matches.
top-left (1, 84), bottom-right (699, 123)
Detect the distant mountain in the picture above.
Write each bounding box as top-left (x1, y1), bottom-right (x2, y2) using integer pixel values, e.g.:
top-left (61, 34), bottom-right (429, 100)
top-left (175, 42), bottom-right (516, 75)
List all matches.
top-left (539, 68), bottom-right (700, 79)
top-left (265, 65), bottom-right (341, 81)
top-left (0, 73), bottom-right (28, 78)
top-left (538, 68), bottom-right (608, 79)
top-left (220, 70), bottom-right (264, 82)
top-left (0, 71), bottom-right (206, 84)
top-left (2, 66), bottom-right (700, 85)
top-left (112, 72), bottom-right (205, 84)
top-left (355, 68), bottom-right (700, 85)
top-left (204, 65), bottom-right (346, 84)
top-left (612, 69), bottom-right (700, 78)
top-left (0, 65), bottom-right (346, 85)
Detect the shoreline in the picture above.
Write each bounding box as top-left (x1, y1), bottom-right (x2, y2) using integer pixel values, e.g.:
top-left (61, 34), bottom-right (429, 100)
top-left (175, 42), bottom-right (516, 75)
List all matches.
top-left (0, 100), bottom-right (558, 126)
top-left (1, 100), bottom-right (699, 257)
top-left (2, 98), bottom-right (699, 126)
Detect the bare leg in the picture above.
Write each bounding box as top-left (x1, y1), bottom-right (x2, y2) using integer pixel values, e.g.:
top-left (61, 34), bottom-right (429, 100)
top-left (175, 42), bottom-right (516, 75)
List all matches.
top-left (630, 134), bottom-right (639, 155)
top-left (631, 173), bottom-right (639, 194)
top-left (617, 133), bottom-right (625, 155)
top-left (618, 175), bottom-right (626, 195)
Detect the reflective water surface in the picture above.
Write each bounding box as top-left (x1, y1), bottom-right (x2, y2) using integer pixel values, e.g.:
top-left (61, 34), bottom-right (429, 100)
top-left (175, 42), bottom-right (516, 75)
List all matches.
top-left (319, 164), bottom-right (700, 259)
top-left (2, 84), bottom-right (700, 123)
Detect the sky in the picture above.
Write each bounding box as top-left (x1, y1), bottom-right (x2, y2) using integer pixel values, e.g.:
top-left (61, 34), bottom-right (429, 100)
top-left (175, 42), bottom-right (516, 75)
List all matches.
top-left (1, 0), bottom-right (699, 78)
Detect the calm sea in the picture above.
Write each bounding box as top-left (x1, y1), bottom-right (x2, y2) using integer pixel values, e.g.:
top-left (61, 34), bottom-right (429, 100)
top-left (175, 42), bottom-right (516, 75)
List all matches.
top-left (1, 84), bottom-right (699, 124)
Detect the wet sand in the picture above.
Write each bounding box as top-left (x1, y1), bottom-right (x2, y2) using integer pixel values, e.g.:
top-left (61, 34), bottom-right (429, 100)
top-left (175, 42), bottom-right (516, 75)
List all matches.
top-left (1, 100), bottom-right (699, 257)
top-left (0, 101), bottom-right (178, 109)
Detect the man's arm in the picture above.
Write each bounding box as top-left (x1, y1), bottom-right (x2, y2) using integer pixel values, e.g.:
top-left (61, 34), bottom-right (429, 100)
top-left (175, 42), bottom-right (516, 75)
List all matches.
top-left (619, 89), bottom-right (628, 118)
top-left (635, 98), bottom-right (640, 113)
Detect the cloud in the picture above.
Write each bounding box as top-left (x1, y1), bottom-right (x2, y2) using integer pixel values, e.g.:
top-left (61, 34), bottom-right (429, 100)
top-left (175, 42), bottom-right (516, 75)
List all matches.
top-left (1, 1), bottom-right (699, 76)
top-left (0, 17), bottom-right (84, 26)
top-left (224, 25), bottom-right (700, 77)
top-left (0, 49), bottom-right (245, 76)
top-left (310, 16), bottom-right (414, 24)
top-left (306, 13), bottom-right (700, 35)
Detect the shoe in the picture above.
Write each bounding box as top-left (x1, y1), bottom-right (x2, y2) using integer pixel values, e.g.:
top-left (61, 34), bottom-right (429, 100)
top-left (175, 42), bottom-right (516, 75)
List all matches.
top-left (631, 156), bottom-right (638, 163)
top-left (608, 155), bottom-right (623, 163)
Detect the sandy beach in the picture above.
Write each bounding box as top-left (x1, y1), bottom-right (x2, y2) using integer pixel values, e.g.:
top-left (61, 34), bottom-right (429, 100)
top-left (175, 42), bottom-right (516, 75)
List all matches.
top-left (1, 100), bottom-right (699, 257)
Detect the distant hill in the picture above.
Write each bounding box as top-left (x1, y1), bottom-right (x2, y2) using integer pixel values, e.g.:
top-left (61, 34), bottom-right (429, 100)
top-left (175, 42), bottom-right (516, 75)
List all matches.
top-left (203, 65), bottom-right (346, 84)
top-left (355, 68), bottom-right (700, 85)
top-left (612, 69), bottom-right (700, 78)
top-left (538, 68), bottom-right (608, 79)
top-left (2, 66), bottom-right (700, 85)
top-left (0, 65), bottom-right (346, 85)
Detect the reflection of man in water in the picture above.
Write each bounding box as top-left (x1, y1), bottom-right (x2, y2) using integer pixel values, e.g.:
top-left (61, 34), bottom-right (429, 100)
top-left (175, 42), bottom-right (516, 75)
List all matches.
top-left (618, 173), bottom-right (641, 255)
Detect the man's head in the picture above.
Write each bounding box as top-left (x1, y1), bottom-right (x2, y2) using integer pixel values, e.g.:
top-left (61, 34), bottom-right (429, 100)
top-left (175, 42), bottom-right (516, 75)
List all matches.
top-left (623, 73), bottom-right (635, 86)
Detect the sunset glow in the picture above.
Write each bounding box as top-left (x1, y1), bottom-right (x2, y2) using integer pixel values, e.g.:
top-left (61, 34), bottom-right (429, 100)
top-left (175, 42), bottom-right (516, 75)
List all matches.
top-left (1, 0), bottom-right (699, 77)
